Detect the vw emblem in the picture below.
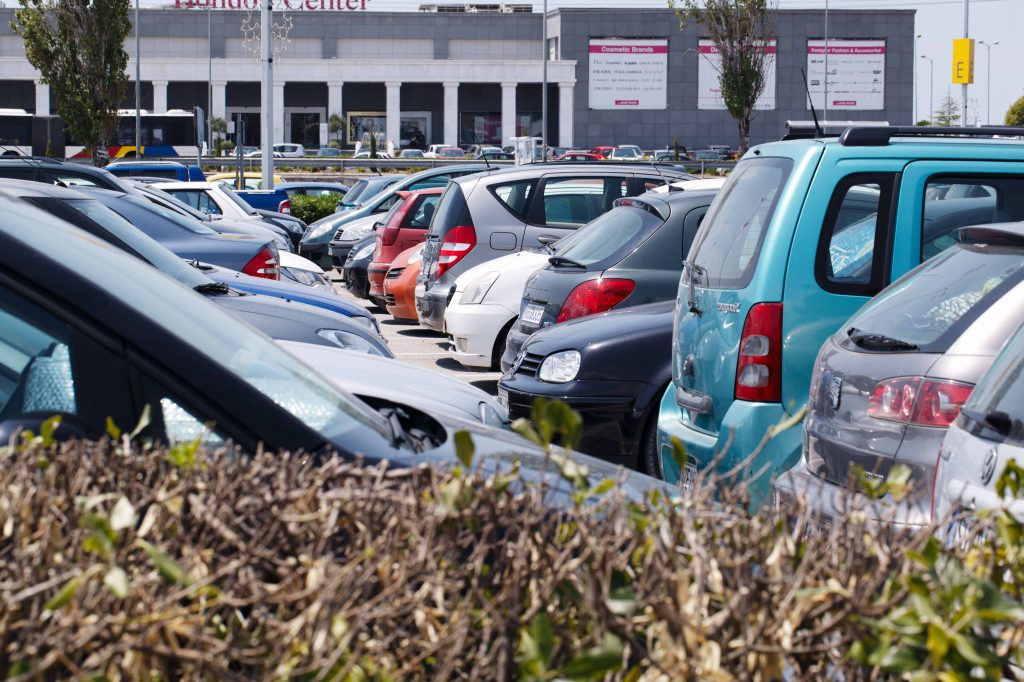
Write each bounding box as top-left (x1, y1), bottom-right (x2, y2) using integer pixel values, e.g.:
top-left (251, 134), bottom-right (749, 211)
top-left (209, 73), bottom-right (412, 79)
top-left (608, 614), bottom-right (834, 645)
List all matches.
top-left (828, 375), bottom-right (843, 410)
top-left (510, 352), bottom-right (525, 375)
top-left (981, 447), bottom-right (998, 486)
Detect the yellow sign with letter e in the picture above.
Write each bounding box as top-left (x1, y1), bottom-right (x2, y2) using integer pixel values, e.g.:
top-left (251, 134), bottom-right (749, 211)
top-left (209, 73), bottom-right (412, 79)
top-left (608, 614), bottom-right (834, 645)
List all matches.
top-left (952, 38), bottom-right (975, 84)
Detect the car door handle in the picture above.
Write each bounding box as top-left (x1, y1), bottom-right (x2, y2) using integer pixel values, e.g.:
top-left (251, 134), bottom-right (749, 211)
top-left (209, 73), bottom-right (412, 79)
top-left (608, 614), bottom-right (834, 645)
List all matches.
top-left (537, 234), bottom-right (559, 245)
top-left (675, 386), bottom-right (713, 414)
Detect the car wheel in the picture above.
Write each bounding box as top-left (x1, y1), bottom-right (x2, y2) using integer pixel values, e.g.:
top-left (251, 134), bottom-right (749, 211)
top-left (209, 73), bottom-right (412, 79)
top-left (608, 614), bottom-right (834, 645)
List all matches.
top-left (638, 406), bottom-right (664, 479)
top-left (491, 317), bottom-right (517, 371)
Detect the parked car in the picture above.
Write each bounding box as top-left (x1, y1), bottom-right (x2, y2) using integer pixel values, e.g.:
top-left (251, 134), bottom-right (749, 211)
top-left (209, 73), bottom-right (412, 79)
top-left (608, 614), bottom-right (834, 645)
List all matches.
top-left (280, 342), bottom-right (506, 427)
top-left (335, 175), bottom-right (403, 212)
top-left (609, 146), bottom-right (643, 161)
top-left (352, 150), bottom-right (392, 160)
top-left (415, 163), bottom-right (692, 332)
top-left (278, 251), bottom-right (333, 292)
top-left (0, 156), bottom-right (132, 191)
top-left (467, 145), bottom-right (501, 158)
top-left (773, 221), bottom-right (1024, 526)
top-left (319, 165), bottom-right (494, 270)
top-left (424, 144), bottom-right (446, 158)
top-left (317, 146), bottom-right (343, 157)
top-left (367, 188), bottom-right (443, 306)
top-left (477, 151), bottom-right (515, 161)
top-left (658, 126), bottom-right (1024, 502)
top-left (207, 172), bottom-right (285, 190)
top-left (0, 193), bottom-right (666, 505)
top-left (558, 152), bottom-right (601, 162)
top-left (504, 188), bottom-right (718, 370)
top-left (590, 146), bottom-right (615, 159)
top-left (499, 301), bottom-right (674, 472)
top-left (400, 149), bottom-right (426, 159)
top-left (105, 160), bottom-right (205, 181)
top-left (933, 316), bottom-right (1024, 535)
top-left (692, 149), bottom-right (722, 161)
top-left (234, 187), bottom-right (293, 214)
top-left (273, 143), bottom-right (306, 157)
top-left (280, 182), bottom-right (349, 200)
top-left (343, 233), bottom-right (377, 299)
top-left (384, 245), bottom-right (423, 321)
top-left (437, 148), bottom-right (465, 159)
top-left (708, 144), bottom-right (734, 159)
top-left (1, 181), bottom-right (390, 356)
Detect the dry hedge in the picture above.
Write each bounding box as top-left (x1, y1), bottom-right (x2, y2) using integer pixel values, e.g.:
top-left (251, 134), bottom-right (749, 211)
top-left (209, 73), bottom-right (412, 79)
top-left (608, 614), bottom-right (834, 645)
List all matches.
top-left (0, 438), bottom-right (1021, 681)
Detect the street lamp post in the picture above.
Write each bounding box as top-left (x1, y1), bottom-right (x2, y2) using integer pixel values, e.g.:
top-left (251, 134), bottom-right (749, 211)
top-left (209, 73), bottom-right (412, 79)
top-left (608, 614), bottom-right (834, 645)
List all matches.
top-left (920, 55), bottom-right (934, 124)
top-left (914, 33), bottom-right (922, 123)
top-left (978, 40), bottom-right (999, 125)
top-left (134, 0), bottom-right (140, 158)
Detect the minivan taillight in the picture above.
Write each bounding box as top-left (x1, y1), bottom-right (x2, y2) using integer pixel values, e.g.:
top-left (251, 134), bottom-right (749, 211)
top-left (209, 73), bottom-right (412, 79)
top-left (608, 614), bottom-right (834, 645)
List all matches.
top-left (380, 224), bottom-right (400, 247)
top-left (242, 246), bottom-right (280, 280)
top-left (735, 302), bottom-right (783, 403)
top-left (435, 225), bottom-right (476, 280)
top-left (867, 378), bottom-right (973, 427)
top-left (278, 199), bottom-right (291, 214)
top-left (556, 278), bottom-right (635, 323)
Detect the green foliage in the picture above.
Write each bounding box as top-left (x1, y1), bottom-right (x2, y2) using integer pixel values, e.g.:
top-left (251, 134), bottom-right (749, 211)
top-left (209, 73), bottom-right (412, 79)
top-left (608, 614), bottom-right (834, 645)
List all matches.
top-left (11, 0), bottom-right (131, 166)
top-left (369, 130), bottom-right (378, 159)
top-left (934, 93), bottom-right (961, 127)
top-left (1005, 95), bottom-right (1024, 126)
top-left (328, 111), bottom-right (344, 144)
top-left (917, 119), bottom-right (933, 126)
top-left (290, 192), bottom-right (339, 225)
top-left (673, 135), bottom-right (680, 161)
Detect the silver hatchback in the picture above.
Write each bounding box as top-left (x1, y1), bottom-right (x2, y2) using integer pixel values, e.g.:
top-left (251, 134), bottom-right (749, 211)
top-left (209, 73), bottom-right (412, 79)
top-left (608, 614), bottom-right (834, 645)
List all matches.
top-left (774, 223), bottom-right (1024, 526)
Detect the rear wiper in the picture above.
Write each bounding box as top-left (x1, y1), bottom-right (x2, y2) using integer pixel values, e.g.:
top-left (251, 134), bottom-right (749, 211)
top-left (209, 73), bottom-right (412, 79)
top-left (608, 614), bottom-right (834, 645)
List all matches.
top-left (684, 260), bottom-right (705, 316)
top-left (847, 327), bottom-right (919, 351)
top-left (548, 255), bottom-right (585, 269)
top-left (193, 281), bottom-right (231, 295)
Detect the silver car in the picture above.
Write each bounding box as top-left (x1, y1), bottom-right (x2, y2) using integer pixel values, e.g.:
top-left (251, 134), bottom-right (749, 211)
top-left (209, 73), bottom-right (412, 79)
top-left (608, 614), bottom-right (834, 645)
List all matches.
top-left (773, 223), bottom-right (1024, 526)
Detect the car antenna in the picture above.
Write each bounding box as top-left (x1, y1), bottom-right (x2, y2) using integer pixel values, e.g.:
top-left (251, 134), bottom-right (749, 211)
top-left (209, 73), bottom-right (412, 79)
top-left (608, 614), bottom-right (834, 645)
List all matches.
top-left (800, 68), bottom-right (825, 139)
top-left (482, 153), bottom-right (491, 170)
top-left (649, 155), bottom-right (670, 188)
top-left (8, 149), bottom-right (66, 187)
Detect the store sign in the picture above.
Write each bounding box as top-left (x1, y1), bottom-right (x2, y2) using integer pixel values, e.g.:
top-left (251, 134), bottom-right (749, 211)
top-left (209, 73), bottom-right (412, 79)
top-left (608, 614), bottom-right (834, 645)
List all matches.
top-left (697, 40), bottom-right (777, 111)
top-left (175, 0), bottom-right (369, 9)
top-left (806, 40), bottom-right (886, 111)
top-left (588, 38), bottom-right (668, 110)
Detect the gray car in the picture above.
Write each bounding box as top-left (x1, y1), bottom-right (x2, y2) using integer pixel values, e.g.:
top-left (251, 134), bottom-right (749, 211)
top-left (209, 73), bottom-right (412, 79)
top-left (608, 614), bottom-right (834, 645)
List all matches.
top-left (773, 222), bottom-right (1024, 526)
top-left (415, 163), bottom-right (693, 332)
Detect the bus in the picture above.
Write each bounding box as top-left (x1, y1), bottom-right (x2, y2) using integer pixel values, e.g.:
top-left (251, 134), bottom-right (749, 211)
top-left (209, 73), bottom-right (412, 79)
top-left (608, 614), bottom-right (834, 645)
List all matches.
top-left (65, 109), bottom-right (199, 160)
top-left (0, 109), bottom-right (34, 156)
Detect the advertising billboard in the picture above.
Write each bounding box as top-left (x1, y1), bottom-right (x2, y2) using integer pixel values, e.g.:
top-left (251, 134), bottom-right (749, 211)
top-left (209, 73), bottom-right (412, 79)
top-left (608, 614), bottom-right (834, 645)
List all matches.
top-left (588, 38), bottom-right (668, 110)
top-left (697, 40), bottom-right (777, 111)
top-left (806, 39), bottom-right (886, 110)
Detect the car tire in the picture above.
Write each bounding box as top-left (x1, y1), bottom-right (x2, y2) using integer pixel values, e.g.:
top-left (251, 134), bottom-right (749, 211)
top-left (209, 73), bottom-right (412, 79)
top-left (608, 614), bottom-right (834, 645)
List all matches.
top-left (491, 317), bottom-right (517, 371)
top-left (638, 405), bottom-right (664, 480)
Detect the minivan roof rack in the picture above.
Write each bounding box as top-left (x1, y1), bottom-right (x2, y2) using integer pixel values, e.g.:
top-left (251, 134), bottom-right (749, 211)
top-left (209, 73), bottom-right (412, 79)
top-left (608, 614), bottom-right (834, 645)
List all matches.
top-left (839, 126), bottom-right (1024, 147)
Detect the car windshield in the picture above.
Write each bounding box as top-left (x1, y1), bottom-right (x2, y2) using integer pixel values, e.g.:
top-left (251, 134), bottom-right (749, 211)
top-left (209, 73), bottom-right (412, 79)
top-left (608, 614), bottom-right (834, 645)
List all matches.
top-left (342, 180), bottom-right (368, 206)
top-left (847, 242), bottom-right (1024, 353)
top-left (135, 185), bottom-right (212, 222)
top-left (219, 185), bottom-right (259, 215)
top-left (555, 204), bottom-right (662, 267)
top-left (687, 157), bottom-right (792, 289)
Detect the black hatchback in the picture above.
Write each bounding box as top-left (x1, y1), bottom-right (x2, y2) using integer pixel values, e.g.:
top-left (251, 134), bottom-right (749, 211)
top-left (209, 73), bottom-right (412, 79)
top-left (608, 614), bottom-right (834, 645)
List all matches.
top-left (501, 189), bottom-right (718, 371)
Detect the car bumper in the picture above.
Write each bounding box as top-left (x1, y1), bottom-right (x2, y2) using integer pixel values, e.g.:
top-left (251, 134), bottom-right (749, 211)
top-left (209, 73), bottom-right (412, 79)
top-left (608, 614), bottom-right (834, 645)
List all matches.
top-left (772, 460), bottom-right (931, 529)
top-left (656, 386), bottom-right (803, 507)
top-left (297, 243), bottom-right (331, 270)
top-left (444, 300), bottom-right (517, 368)
top-left (368, 265), bottom-right (388, 297)
top-left (328, 241), bottom-right (357, 269)
top-left (415, 283), bottom-right (448, 332)
top-left (501, 326), bottom-right (532, 373)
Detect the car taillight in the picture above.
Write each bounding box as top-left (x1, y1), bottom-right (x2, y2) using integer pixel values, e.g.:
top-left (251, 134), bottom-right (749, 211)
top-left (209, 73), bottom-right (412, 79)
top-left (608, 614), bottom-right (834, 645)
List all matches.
top-left (867, 378), bottom-right (973, 427)
top-left (555, 278), bottom-right (635, 323)
top-left (380, 224), bottom-right (400, 247)
top-left (278, 199), bottom-right (291, 214)
top-left (242, 246), bottom-right (280, 280)
top-left (434, 225), bottom-right (476, 280)
top-left (735, 302), bottom-right (783, 403)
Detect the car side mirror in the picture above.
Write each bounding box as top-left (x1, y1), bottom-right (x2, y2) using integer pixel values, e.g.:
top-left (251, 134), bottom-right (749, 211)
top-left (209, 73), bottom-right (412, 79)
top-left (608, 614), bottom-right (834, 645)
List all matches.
top-left (0, 412), bottom-right (99, 446)
top-left (537, 234), bottom-right (559, 246)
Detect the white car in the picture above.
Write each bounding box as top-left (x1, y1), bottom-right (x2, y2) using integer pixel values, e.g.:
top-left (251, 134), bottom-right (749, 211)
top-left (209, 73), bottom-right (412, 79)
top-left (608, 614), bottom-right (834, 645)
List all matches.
top-left (154, 181), bottom-right (267, 223)
top-left (279, 251), bottom-right (333, 292)
top-left (424, 144), bottom-right (447, 158)
top-left (273, 143), bottom-right (306, 157)
top-left (646, 177), bottom-right (727, 195)
top-left (245, 150), bottom-right (285, 159)
top-left (444, 250), bottom-right (551, 369)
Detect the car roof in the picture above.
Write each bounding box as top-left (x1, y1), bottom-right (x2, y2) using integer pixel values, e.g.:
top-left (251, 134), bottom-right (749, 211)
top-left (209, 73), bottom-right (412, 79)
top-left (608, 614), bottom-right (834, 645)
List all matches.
top-left (106, 160), bottom-right (189, 168)
top-left (153, 181), bottom-right (214, 189)
top-left (0, 177), bottom-right (93, 199)
top-left (454, 162), bottom-right (689, 184)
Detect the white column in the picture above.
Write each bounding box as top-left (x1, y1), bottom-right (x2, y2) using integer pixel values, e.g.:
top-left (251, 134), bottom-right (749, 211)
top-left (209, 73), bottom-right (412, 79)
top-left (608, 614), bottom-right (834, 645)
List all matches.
top-left (385, 81), bottom-right (401, 149)
top-left (34, 82), bottom-right (49, 116)
top-left (152, 80), bottom-right (168, 113)
top-left (443, 81), bottom-right (459, 147)
top-left (211, 81), bottom-right (227, 122)
top-left (501, 82), bottom-right (517, 146)
top-left (328, 80), bottom-right (343, 146)
top-left (558, 83), bottom-right (574, 149)
top-left (272, 82), bottom-right (284, 145)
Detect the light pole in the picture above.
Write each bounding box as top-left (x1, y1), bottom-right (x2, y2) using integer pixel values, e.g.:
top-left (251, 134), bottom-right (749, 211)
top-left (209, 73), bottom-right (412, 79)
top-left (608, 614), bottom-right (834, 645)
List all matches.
top-left (540, 0), bottom-right (547, 161)
top-left (914, 33), bottom-right (922, 123)
top-left (920, 55), bottom-right (934, 124)
top-left (978, 40), bottom-right (998, 124)
top-left (134, 0), bottom-right (140, 158)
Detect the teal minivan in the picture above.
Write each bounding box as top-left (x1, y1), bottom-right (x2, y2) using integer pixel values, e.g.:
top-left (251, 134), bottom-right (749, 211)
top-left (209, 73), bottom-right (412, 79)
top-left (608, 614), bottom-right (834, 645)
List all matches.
top-left (657, 126), bottom-right (1024, 503)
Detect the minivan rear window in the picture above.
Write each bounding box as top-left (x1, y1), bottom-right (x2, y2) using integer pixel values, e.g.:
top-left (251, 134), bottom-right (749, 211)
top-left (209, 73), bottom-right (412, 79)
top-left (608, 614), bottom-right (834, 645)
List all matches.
top-left (428, 183), bottom-right (472, 239)
top-left (687, 157), bottom-right (792, 289)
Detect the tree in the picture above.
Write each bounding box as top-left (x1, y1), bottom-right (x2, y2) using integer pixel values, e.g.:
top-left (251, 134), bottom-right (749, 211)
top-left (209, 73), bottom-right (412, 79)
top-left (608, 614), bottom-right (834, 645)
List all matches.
top-left (11, 0), bottom-right (130, 166)
top-left (671, 0), bottom-right (775, 154)
top-left (327, 112), bottom-right (343, 148)
top-left (933, 92), bottom-right (961, 127)
top-left (1005, 95), bottom-right (1024, 126)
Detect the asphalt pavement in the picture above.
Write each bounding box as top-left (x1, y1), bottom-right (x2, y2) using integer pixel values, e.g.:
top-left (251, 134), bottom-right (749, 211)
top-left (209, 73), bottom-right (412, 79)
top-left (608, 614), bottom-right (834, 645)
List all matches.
top-left (330, 275), bottom-right (504, 397)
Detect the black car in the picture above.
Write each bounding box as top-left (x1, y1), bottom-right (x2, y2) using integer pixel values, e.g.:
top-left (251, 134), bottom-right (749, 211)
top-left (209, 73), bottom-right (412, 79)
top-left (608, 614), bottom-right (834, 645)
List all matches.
top-left (0, 181), bottom-right (392, 357)
top-left (0, 193), bottom-right (663, 507)
top-left (498, 301), bottom-right (673, 474)
top-left (0, 156), bottom-right (130, 191)
top-left (343, 233), bottom-right (376, 300)
top-left (502, 189), bottom-right (717, 371)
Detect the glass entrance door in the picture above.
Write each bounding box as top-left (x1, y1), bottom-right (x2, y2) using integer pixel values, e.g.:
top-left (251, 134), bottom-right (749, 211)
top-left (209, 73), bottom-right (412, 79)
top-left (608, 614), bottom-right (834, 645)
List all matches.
top-left (290, 112), bottom-right (320, 148)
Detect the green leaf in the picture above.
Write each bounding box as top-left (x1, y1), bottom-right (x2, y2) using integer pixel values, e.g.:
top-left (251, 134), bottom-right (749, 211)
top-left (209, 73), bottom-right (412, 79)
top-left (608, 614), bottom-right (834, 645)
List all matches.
top-left (669, 436), bottom-right (687, 472)
top-left (103, 565), bottom-right (129, 598)
top-left (556, 633), bottom-right (624, 679)
top-left (105, 417), bottom-right (122, 440)
top-left (530, 613), bottom-right (554, 668)
top-left (109, 496), bottom-right (136, 532)
top-left (136, 539), bottom-right (191, 586)
top-left (926, 622), bottom-right (949, 662)
top-left (128, 404), bottom-right (152, 440)
top-left (39, 415), bottom-right (61, 447)
top-left (45, 574), bottom-right (84, 611)
top-left (454, 430), bottom-right (475, 468)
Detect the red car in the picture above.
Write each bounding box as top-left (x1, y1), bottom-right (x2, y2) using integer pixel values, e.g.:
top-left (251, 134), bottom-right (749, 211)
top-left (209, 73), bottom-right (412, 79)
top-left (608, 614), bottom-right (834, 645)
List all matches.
top-left (367, 187), bottom-right (443, 305)
top-left (590, 146), bottom-right (615, 159)
top-left (558, 151), bottom-right (601, 162)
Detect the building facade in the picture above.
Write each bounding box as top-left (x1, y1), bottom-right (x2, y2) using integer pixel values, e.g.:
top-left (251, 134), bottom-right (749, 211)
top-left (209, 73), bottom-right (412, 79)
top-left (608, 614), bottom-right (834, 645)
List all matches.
top-left (0, 5), bottom-right (914, 153)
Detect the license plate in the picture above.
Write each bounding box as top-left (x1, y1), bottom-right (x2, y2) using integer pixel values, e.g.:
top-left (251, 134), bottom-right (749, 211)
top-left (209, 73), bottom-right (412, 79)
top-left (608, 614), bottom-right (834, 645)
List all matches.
top-left (497, 387), bottom-right (509, 409)
top-left (682, 463), bottom-right (698, 492)
top-left (521, 303), bottom-right (544, 326)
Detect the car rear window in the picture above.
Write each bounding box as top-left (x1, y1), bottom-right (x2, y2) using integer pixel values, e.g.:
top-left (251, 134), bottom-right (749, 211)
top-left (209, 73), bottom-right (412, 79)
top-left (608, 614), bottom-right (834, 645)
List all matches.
top-left (555, 204), bottom-right (662, 267)
top-left (687, 157), bottom-right (792, 290)
top-left (428, 183), bottom-right (472, 240)
top-left (845, 242), bottom-right (1024, 353)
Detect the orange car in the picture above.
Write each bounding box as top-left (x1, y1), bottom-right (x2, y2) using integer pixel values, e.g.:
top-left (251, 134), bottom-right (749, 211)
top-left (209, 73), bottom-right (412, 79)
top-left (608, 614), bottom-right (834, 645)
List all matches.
top-left (383, 244), bottom-right (422, 322)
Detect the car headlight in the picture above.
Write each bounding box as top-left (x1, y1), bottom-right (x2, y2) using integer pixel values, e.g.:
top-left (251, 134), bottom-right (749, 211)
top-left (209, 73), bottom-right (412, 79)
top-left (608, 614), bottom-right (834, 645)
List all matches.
top-left (280, 219), bottom-right (304, 236)
top-left (340, 223), bottom-right (373, 242)
top-left (303, 218), bottom-right (339, 242)
top-left (349, 314), bottom-right (381, 335)
top-left (316, 328), bottom-right (387, 356)
top-left (461, 271), bottom-right (499, 305)
top-left (351, 242), bottom-right (375, 260)
top-left (538, 350), bottom-right (581, 383)
top-left (479, 400), bottom-right (509, 428)
top-left (275, 235), bottom-right (292, 252)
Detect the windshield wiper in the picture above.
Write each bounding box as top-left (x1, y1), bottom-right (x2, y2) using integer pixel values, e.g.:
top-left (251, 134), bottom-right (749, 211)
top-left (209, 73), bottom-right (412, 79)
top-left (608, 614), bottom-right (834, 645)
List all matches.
top-left (548, 255), bottom-right (586, 269)
top-left (193, 282), bottom-right (232, 296)
top-left (378, 406), bottom-right (432, 453)
top-left (847, 327), bottom-right (919, 351)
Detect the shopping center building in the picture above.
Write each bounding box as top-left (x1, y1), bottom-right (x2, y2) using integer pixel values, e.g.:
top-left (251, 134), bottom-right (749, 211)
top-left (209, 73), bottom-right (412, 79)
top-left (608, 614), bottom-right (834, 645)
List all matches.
top-left (0, 4), bottom-right (914, 153)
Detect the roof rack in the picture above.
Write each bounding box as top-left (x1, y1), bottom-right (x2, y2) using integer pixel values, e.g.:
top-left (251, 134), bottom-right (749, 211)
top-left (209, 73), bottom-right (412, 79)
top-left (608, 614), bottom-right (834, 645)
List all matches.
top-left (839, 126), bottom-right (1024, 147)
